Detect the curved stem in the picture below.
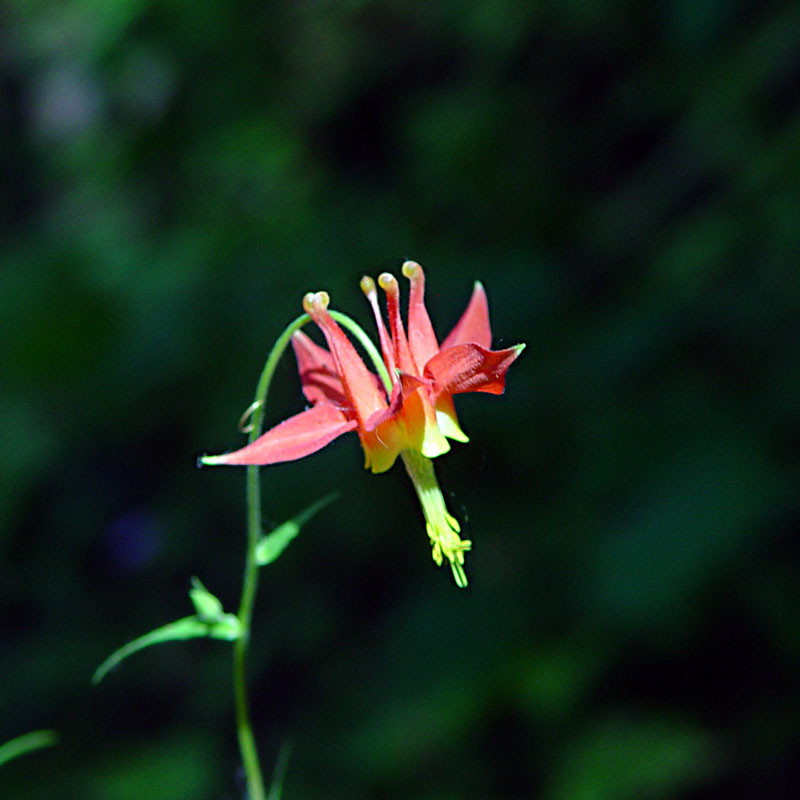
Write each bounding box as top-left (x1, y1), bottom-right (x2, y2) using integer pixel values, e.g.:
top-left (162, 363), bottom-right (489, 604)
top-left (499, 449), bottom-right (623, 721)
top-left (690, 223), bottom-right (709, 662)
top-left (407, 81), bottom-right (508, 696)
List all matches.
top-left (235, 313), bottom-right (309, 800)
top-left (232, 308), bottom-right (386, 799)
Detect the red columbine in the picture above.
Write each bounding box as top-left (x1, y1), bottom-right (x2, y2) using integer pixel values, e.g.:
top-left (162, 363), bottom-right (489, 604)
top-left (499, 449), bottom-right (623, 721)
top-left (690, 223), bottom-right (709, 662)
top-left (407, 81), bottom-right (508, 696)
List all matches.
top-left (202, 261), bottom-right (524, 587)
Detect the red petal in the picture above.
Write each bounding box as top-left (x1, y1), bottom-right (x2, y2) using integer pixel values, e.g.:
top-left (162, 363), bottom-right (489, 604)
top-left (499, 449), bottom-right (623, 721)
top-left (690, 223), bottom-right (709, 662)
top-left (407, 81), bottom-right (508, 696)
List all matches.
top-left (402, 261), bottom-right (439, 368)
top-left (400, 384), bottom-right (451, 458)
top-left (291, 331), bottom-right (347, 406)
top-left (363, 378), bottom-right (404, 432)
top-left (441, 281), bottom-right (492, 350)
top-left (304, 292), bottom-right (388, 427)
top-left (425, 343), bottom-right (523, 397)
top-left (379, 273), bottom-right (418, 374)
top-left (204, 403), bottom-right (357, 466)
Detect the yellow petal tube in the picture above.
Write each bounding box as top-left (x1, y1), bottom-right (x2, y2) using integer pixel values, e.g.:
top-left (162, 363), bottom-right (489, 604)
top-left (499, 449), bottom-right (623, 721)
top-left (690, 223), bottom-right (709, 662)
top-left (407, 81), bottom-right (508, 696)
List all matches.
top-left (401, 449), bottom-right (472, 588)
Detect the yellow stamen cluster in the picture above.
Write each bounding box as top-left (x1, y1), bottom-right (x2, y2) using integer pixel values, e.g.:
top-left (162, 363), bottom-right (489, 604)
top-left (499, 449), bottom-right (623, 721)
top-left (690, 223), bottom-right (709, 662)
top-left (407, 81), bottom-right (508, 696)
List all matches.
top-left (401, 449), bottom-right (472, 588)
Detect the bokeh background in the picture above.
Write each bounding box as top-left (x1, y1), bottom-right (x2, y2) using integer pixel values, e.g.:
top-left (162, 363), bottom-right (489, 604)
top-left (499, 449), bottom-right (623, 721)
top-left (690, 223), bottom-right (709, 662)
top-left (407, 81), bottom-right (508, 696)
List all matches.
top-left (3, 1), bottom-right (800, 798)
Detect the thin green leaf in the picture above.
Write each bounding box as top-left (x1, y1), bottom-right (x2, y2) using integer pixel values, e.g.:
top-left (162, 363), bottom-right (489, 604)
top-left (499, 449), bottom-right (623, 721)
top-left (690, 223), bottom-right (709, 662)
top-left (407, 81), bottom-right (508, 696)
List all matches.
top-left (93, 577), bottom-right (242, 684)
top-left (0, 730), bottom-right (58, 768)
top-left (92, 615), bottom-right (233, 685)
top-left (256, 492), bottom-right (339, 566)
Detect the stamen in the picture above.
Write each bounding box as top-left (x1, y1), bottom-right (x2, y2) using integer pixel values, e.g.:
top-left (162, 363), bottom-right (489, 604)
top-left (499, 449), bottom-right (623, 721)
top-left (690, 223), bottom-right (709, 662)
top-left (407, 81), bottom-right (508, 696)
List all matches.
top-left (361, 275), bottom-right (396, 377)
top-left (401, 449), bottom-right (472, 588)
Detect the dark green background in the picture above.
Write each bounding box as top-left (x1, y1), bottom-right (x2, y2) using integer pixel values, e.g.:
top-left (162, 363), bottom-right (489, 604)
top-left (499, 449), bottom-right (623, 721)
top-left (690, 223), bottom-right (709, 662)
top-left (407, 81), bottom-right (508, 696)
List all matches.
top-left (3, 1), bottom-right (799, 798)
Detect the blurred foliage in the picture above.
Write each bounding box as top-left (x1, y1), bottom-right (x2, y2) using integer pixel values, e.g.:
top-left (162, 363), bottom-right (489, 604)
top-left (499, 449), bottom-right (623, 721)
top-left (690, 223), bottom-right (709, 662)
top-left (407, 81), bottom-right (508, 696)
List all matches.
top-left (2, 0), bottom-right (799, 798)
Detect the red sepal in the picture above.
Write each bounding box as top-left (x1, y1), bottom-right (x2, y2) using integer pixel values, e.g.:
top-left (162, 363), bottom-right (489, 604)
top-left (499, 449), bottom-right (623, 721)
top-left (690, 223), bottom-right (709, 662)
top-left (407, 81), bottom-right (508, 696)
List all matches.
top-left (208, 403), bottom-right (357, 465)
top-left (441, 282), bottom-right (492, 350)
top-left (425, 343), bottom-right (521, 397)
top-left (291, 331), bottom-right (347, 407)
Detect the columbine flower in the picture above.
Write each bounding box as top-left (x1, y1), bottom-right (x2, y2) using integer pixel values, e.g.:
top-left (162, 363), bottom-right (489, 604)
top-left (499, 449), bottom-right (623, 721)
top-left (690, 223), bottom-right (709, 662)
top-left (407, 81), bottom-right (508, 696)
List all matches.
top-left (202, 262), bottom-right (523, 586)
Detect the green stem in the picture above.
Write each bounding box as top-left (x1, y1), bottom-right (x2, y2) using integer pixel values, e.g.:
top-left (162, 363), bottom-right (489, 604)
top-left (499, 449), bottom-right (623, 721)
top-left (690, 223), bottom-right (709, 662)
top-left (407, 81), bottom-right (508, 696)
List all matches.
top-left (235, 313), bottom-right (308, 800)
top-left (232, 308), bottom-right (387, 800)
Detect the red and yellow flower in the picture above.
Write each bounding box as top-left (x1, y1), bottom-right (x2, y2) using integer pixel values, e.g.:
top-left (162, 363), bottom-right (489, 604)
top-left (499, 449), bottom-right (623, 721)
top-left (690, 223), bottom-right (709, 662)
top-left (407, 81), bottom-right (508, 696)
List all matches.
top-left (202, 261), bottom-right (524, 586)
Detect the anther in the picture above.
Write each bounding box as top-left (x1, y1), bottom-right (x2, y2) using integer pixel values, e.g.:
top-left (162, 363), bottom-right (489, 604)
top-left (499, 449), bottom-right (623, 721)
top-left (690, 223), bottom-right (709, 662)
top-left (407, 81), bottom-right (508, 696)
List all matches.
top-left (378, 273), bottom-right (398, 294)
top-left (401, 260), bottom-right (422, 280)
top-left (360, 276), bottom-right (376, 297)
top-left (302, 291), bottom-right (330, 315)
